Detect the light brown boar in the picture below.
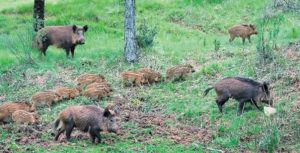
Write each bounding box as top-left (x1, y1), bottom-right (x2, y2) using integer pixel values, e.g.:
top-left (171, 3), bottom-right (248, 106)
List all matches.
top-left (86, 82), bottom-right (113, 92)
top-left (33, 25), bottom-right (88, 58)
top-left (204, 77), bottom-right (273, 115)
top-left (138, 68), bottom-right (162, 84)
top-left (82, 88), bottom-right (110, 101)
top-left (0, 102), bottom-right (31, 123)
top-left (121, 71), bottom-right (148, 87)
top-left (12, 110), bottom-right (39, 125)
top-left (31, 91), bottom-right (61, 111)
top-left (54, 105), bottom-right (121, 143)
top-left (228, 24), bottom-right (258, 44)
top-left (53, 87), bottom-right (80, 100)
top-left (75, 73), bottom-right (105, 88)
top-left (166, 64), bottom-right (195, 81)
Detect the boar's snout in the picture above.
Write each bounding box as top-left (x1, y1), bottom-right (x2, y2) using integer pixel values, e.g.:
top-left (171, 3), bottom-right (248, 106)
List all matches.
top-left (77, 38), bottom-right (85, 44)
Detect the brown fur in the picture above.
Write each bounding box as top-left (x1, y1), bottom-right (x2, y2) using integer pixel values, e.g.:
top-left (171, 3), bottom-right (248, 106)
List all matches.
top-left (166, 64), bottom-right (195, 81)
top-left (204, 77), bottom-right (272, 115)
top-left (86, 82), bottom-right (112, 92)
top-left (12, 110), bottom-right (39, 125)
top-left (54, 105), bottom-right (120, 143)
top-left (31, 91), bottom-right (60, 111)
top-left (82, 88), bottom-right (110, 101)
top-left (228, 24), bottom-right (258, 44)
top-left (53, 87), bottom-right (80, 100)
top-left (121, 71), bottom-right (148, 87)
top-left (76, 73), bottom-right (105, 88)
top-left (33, 25), bottom-right (88, 58)
top-left (138, 68), bottom-right (162, 84)
top-left (0, 102), bottom-right (31, 123)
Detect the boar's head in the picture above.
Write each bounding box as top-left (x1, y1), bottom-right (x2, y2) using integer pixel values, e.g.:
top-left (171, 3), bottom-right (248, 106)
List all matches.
top-left (72, 25), bottom-right (88, 45)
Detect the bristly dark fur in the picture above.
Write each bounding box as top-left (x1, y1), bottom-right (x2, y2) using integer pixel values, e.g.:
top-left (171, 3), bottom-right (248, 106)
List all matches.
top-left (224, 77), bottom-right (262, 86)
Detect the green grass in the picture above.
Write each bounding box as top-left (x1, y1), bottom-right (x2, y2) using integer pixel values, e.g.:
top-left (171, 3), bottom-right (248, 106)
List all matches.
top-left (1, 0), bottom-right (300, 152)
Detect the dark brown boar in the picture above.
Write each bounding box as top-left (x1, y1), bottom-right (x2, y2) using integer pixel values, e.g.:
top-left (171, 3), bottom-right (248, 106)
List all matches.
top-left (204, 77), bottom-right (273, 115)
top-left (138, 68), bottom-right (162, 84)
top-left (12, 110), bottom-right (39, 125)
top-left (53, 105), bottom-right (121, 143)
top-left (0, 102), bottom-right (31, 123)
top-left (33, 25), bottom-right (88, 58)
top-left (228, 24), bottom-right (258, 44)
top-left (75, 73), bottom-right (105, 88)
top-left (166, 64), bottom-right (195, 81)
top-left (121, 71), bottom-right (148, 87)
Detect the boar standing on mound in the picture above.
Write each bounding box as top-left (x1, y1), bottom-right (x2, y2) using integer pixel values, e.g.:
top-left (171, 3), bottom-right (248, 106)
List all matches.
top-left (53, 105), bottom-right (121, 143)
top-left (138, 68), bottom-right (162, 84)
top-left (228, 24), bottom-right (257, 44)
top-left (12, 110), bottom-right (39, 125)
top-left (166, 64), bottom-right (195, 81)
top-left (204, 77), bottom-right (273, 115)
top-left (33, 25), bottom-right (88, 58)
top-left (0, 102), bottom-right (32, 123)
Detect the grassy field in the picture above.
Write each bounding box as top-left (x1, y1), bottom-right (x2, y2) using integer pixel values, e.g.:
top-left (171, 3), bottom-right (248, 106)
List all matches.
top-left (0, 0), bottom-right (300, 152)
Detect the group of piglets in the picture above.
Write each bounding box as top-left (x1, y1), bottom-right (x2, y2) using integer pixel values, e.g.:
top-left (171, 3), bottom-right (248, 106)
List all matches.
top-left (121, 64), bottom-right (195, 87)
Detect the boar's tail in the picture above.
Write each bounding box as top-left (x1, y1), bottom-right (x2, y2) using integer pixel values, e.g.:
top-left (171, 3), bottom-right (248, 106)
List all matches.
top-left (204, 87), bottom-right (214, 96)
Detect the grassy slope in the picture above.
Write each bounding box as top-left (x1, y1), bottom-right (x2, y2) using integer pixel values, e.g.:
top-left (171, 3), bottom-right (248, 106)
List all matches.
top-left (0, 0), bottom-right (300, 152)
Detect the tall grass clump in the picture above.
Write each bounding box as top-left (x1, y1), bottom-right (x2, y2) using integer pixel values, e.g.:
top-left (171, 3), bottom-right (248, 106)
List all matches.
top-left (136, 19), bottom-right (157, 49)
top-left (259, 126), bottom-right (280, 153)
top-left (0, 24), bottom-right (36, 65)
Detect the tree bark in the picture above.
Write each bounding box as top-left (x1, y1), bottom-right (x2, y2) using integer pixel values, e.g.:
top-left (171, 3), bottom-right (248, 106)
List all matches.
top-left (124, 0), bottom-right (137, 63)
top-left (33, 0), bottom-right (45, 32)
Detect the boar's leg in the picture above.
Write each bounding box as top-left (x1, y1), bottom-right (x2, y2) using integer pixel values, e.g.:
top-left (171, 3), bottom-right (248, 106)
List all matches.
top-left (247, 36), bottom-right (251, 43)
top-left (71, 46), bottom-right (75, 58)
top-left (65, 120), bottom-right (75, 141)
top-left (55, 128), bottom-right (65, 141)
top-left (216, 94), bottom-right (230, 113)
top-left (242, 37), bottom-right (246, 44)
top-left (89, 127), bottom-right (101, 144)
top-left (65, 49), bottom-right (71, 58)
top-left (238, 100), bottom-right (246, 115)
top-left (251, 99), bottom-right (261, 111)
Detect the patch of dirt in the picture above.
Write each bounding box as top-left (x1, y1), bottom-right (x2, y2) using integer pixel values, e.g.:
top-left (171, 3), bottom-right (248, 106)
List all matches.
top-left (171, 19), bottom-right (206, 33)
top-left (283, 41), bottom-right (300, 61)
top-left (291, 101), bottom-right (300, 112)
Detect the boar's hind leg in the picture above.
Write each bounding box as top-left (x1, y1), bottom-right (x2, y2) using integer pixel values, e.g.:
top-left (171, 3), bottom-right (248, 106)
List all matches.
top-left (238, 100), bottom-right (246, 115)
top-left (247, 36), bottom-right (251, 43)
top-left (216, 94), bottom-right (230, 113)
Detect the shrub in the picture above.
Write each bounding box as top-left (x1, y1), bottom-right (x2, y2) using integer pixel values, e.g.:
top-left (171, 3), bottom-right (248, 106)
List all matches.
top-left (136, 20), bottom-right (157, 49)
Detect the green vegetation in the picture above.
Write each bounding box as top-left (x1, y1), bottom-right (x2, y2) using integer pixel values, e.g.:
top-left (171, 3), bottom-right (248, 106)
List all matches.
top-left (0, 0), bottom-right (300, 152)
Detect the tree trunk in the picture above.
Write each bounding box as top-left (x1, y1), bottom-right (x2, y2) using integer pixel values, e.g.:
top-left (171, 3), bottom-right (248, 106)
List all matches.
top-left (124, 0), bottom-right (137, 63)
top-left (33, 0), bottom-right (45, 32)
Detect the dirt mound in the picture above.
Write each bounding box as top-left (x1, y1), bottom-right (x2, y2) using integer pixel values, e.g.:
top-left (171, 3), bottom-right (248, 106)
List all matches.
top-left (291, 101), bottom-right (300, 112)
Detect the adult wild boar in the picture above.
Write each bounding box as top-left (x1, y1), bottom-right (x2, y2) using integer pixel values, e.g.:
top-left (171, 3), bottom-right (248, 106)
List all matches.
top-left (228, 24), bottom-right (257, 44)
top-left (34, 25), bottom-right (88, 58)
top-left (53, 105), bottom-right (121, 143)
top-left (204, 77), bottom-right (273, 115)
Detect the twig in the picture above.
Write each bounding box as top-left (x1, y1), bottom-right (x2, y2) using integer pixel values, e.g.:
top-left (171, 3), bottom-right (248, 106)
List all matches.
top-left (206, 147), bottom-right (225, 153)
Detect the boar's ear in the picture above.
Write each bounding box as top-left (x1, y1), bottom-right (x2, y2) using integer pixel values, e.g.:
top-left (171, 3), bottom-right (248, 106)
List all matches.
top-left (103, 108), bottom-right (115, 117)
top-left (72, 25), bottom-right (77, 33)
top-left (83, 25), bottom-right (88, 32)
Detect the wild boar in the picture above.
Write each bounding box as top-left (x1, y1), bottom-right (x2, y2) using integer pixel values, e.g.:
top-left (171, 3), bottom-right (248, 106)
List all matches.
top-left (33, 25), bottom-right (88, 58)
top-left (121, 71), bottom-right (148, 87)
top-left (82, 87), bottom-right (110, 101)
top-left (53, 105), bottom-right (121, 143)
top-left (75, 73), bottom-right (105, 88)
top-left (166, 64), bottom-right (195, 81)
top-left (86, 82), bottom-right (113, 92)
top-left (228, 24), bottom-right (258, 44)
top-left (31, 91), bottom-right (61, 111)
top-left (0, 102), bottom-right (31, 123)
top-left (12, 110), bottom-right (39, 125)
top-left (204, 77), bottom-right (273, 115)
top-left (52, 87), bottom-right (80, 100)
top-left (138, 68), bottom-right (162, 84)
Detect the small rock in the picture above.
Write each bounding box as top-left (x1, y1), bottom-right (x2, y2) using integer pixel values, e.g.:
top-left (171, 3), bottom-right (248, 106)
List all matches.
top-left (264, 106), bottom-right (276, 116)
